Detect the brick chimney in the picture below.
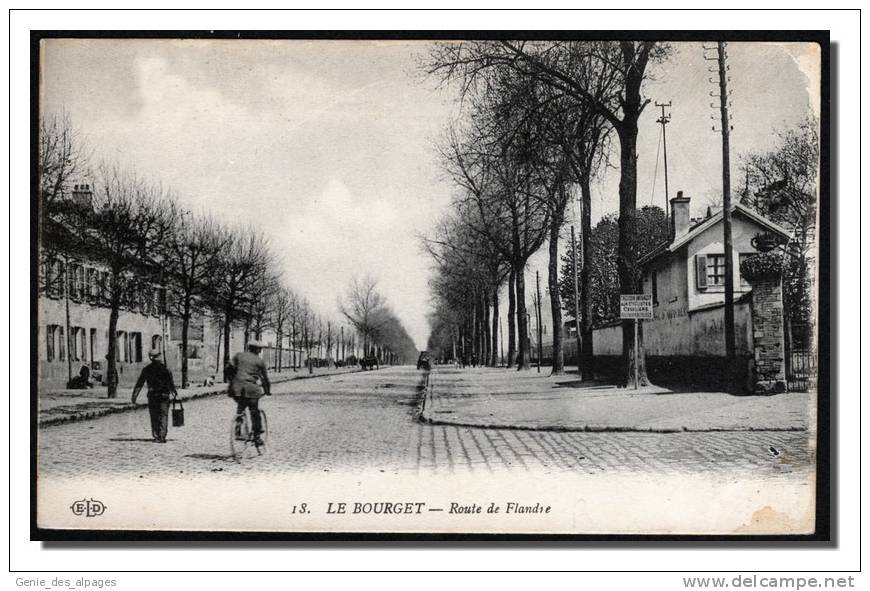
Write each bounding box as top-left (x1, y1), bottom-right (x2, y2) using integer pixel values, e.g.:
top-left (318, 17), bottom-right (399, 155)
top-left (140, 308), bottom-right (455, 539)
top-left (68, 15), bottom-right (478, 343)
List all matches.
top-left (670, 191), bottom-right (691, 238)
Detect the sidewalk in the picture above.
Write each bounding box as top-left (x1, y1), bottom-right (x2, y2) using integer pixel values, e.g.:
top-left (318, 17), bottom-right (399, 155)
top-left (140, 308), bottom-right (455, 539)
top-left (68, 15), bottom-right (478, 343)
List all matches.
top-left (39, 366), bottom-right (360, 427)
top-left (420, 366), bottom-right (814, 433)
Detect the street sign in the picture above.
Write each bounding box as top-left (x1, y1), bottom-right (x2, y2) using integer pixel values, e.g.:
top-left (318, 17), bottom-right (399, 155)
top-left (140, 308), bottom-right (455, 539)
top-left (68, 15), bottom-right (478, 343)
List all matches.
top-left (620, 294), bottom-right (653, 320)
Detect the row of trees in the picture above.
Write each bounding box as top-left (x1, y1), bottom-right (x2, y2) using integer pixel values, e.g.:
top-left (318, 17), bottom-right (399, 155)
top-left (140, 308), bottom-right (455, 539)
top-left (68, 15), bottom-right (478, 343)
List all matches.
top-left (422, 41), bottom-right (818, 384)
top-left (422, 41), bottom-right (669, 382)
top-left (39, 114), bottom-right (417, 397)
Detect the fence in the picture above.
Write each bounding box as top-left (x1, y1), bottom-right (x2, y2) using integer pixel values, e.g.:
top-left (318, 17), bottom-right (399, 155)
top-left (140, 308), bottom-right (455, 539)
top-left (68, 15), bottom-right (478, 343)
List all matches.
top-left (787, 348), bottom-right (816, 392)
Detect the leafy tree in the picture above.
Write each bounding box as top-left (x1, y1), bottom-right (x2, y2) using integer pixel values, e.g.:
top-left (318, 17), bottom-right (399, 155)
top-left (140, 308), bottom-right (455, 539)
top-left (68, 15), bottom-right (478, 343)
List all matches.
top-left (561, 206), bottom-right (669, 326)
top-left (740, 117), bottom-right (819, 346)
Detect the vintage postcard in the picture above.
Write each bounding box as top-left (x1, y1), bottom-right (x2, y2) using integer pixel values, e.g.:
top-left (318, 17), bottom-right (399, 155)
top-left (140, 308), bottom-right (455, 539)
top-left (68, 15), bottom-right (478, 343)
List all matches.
top-left (34, 33), bottom-right (827, 538)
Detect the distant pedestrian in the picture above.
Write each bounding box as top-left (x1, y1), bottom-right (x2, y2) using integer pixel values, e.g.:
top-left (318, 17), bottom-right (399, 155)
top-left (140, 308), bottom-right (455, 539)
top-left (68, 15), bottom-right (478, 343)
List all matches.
top-left (227, 340), bottom-right (271, 447)
top-left (131, 349), bottom-right (178, 443)
top-left (67, 365), bottom-right (93, 389)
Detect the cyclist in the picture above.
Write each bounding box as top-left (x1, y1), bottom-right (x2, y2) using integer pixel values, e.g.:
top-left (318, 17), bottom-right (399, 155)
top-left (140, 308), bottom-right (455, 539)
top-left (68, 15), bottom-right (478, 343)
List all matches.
top-left (227, 340), bottom-right (271, 447)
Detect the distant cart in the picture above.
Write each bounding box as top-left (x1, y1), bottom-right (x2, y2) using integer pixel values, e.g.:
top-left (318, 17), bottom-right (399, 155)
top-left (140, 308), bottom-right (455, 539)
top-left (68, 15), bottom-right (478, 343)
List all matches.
top-left (360, 355), bottom-right (379, 371)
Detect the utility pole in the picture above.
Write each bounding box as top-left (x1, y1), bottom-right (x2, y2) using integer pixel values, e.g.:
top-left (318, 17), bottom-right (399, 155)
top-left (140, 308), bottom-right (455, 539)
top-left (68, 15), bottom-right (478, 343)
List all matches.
top-left (570, 226), bottom-right (582, 376)
top-left (655, 101), bottom-right (672, 220)
top-left (709, 42), bottom-right (737, 372)
top-left (535, 271), bottom-right (543, 374)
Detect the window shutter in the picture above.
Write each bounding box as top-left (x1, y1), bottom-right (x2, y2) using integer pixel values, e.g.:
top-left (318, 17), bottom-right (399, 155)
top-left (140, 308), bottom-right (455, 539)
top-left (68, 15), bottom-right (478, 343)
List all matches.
top-left (695, 255), bottom-right (708, 289)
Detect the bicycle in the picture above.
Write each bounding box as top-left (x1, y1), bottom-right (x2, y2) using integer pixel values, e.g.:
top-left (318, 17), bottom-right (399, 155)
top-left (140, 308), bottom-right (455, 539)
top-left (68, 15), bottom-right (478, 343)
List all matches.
top-left (230, 406), bottom-right (269, 462)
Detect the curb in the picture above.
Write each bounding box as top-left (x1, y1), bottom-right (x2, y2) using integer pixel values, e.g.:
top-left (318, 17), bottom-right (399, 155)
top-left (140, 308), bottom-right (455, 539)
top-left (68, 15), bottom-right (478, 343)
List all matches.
top-left (418, 371), bottom-right (808, 434)
top-left (39, 368), bottom-right (361, 428)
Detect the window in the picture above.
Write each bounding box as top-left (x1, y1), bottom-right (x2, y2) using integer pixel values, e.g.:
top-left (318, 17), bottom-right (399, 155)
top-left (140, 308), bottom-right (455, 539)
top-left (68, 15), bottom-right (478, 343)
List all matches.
top-left (48, 260), bottom-right (63, 297)
top-left (67, 263), bottom-right (78, 299)
top-left (99, 271), bottom-right (110, 301)
top-left (117, 331), bottom-right (127, 362)
top-left (69, 326), bottom-right (87, 361)
top-left (706, 255), bottom-right (727, 286)
top-left (86, 268), bottom-right (98, 300)
top-left (651, 271), bottom-right (659, 305)
top-left (695, 254), bottom-right (729, 289)
top-left (89, 328), bottom-right (97, 364)
top-left (130, 332), bottom-right (143, 362)
top-left (66, 263), bottom-right (85, 300)
top-left (152, 334), bottom-right (162, 351)
top-left (46, 325), bottom-right (64, 361)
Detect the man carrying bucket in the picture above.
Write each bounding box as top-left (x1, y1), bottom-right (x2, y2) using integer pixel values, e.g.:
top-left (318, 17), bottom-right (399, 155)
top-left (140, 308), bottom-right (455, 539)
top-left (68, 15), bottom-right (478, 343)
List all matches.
top-left (131, 349), bottom-right (178, 443)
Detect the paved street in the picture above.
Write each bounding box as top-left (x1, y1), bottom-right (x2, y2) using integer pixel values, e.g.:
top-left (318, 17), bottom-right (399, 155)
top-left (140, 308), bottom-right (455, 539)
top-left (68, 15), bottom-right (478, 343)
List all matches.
top-left (38, 367), bottom-right (814, 479)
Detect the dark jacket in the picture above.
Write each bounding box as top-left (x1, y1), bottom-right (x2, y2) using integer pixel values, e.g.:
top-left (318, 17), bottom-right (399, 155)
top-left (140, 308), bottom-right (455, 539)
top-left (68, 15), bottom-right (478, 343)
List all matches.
top-left (133, 361), bottom-right (177, 399)
top-left (228, 351), bottom-right (270, 399)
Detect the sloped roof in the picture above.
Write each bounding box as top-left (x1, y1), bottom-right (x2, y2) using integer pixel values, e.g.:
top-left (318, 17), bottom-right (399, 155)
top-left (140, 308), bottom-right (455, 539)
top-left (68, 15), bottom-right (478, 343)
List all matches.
top-left (639, 203), bottom-right (791, 268)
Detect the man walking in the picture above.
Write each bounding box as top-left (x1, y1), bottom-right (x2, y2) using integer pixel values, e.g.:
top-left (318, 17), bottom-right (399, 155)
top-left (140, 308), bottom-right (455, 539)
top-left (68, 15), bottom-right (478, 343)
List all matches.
top-left (131, 349), bottom-right (178, 443)
top-left (227, 340), bottom-right (271, 447)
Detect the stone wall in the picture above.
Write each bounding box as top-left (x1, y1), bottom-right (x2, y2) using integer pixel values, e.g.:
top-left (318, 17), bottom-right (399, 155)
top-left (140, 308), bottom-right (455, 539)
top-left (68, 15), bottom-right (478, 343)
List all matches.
top-left (748, 276), bottom-right (787, 393)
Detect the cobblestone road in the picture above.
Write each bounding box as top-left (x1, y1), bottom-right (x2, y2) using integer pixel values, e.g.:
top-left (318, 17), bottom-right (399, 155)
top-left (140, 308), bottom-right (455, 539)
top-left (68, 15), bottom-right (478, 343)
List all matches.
top-left (37, 367), bottom-right (814, 479)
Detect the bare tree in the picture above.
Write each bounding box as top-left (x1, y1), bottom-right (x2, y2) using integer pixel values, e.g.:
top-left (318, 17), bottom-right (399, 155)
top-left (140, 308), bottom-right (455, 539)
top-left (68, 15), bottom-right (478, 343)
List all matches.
top-left (84, 165), bottom-right (176, 398)
top-left (340, 275), bottom-right (390, 356)
top-left (439, 99), bottom-right (551, 370)
top-left (38, 113), bottom-right (93, 295)
top-left (270, 286), bottom-right (294, 371)
top-left (164, 214), bottom-right (228, 388)
top-left (204, 228), bottom-right (273, 381)
top-left (426, 40), bottom-right (668, 383)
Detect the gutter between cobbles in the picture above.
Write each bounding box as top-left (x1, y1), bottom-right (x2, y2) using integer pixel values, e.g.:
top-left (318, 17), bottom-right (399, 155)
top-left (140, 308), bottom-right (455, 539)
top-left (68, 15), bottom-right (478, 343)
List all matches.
top-left (39, 368), bottom-right (361, 428)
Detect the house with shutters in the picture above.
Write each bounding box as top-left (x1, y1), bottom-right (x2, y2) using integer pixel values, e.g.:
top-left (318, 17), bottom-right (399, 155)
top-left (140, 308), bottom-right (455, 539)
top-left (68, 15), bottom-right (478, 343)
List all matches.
top-left (590, 191), bottom-right (794, 392)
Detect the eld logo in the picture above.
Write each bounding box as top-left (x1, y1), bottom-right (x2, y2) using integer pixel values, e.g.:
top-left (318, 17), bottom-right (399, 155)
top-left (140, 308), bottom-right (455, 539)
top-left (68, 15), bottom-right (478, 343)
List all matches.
top-left (70, 498), bottom-right (107, 517)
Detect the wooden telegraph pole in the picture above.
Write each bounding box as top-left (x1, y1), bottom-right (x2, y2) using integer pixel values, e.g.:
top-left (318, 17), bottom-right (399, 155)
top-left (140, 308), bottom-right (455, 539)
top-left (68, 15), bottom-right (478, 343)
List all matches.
top-left (715, 42), bottom-right (737, 368)
top-left (655, 101), bottom-right (672, 220)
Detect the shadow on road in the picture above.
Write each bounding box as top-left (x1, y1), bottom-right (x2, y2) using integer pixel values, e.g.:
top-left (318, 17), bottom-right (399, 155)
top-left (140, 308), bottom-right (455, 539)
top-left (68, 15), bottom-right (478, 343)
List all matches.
top-left (108, 437), bottom-right (156, 443)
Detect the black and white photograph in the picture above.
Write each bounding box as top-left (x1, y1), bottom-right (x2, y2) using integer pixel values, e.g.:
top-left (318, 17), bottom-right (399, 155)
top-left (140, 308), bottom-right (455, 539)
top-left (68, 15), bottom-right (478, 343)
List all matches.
top-left (33, 33), bottom-right (826, 538)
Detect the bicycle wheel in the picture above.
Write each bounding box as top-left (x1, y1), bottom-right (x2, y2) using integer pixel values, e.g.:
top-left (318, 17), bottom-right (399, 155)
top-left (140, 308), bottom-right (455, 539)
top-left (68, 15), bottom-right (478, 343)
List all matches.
top-left (256, 410), bottom-right (268, 455)
top-left (230, 411), bottom-right (250, 462)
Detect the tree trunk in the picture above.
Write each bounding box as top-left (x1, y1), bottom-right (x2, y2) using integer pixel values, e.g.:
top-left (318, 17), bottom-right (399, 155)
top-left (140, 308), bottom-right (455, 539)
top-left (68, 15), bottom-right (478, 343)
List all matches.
top-left (294, 329), bottom-right (298, 370)
top-left (222, 308), bottom-right (233, 382)
top-left (548, 217), bottom-right (564, 375)
top-left (616, 118), bottom-right (651, 386)
top-left (215, 319), bottom-right (223, 375)
top-left (515, 262), bottom-right (530, 370)
top-left (180, 295), bottom-right (191, 389)
top-left (483, 292), bottom-right (492, 366)
top-left (105, 272), bottom-right (121, 398)
top-left (490, 287), bottom-right (499, 367)
top-left (507, 268), bottom-right (517, 368)
top-left (580, 175), bottom-right (595, 380)
top-left (276, 330), bottom-right (283, 371)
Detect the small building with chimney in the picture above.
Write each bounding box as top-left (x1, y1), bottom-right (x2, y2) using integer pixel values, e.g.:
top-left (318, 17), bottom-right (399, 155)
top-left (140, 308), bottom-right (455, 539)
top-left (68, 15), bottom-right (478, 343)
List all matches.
top-left (591, 191), bottom-right (794, 392)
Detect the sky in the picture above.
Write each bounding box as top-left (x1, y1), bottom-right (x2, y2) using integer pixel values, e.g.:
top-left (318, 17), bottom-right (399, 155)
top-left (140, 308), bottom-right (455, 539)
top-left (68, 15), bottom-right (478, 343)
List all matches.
top-left (40, 39), bottom-right (819, 350)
